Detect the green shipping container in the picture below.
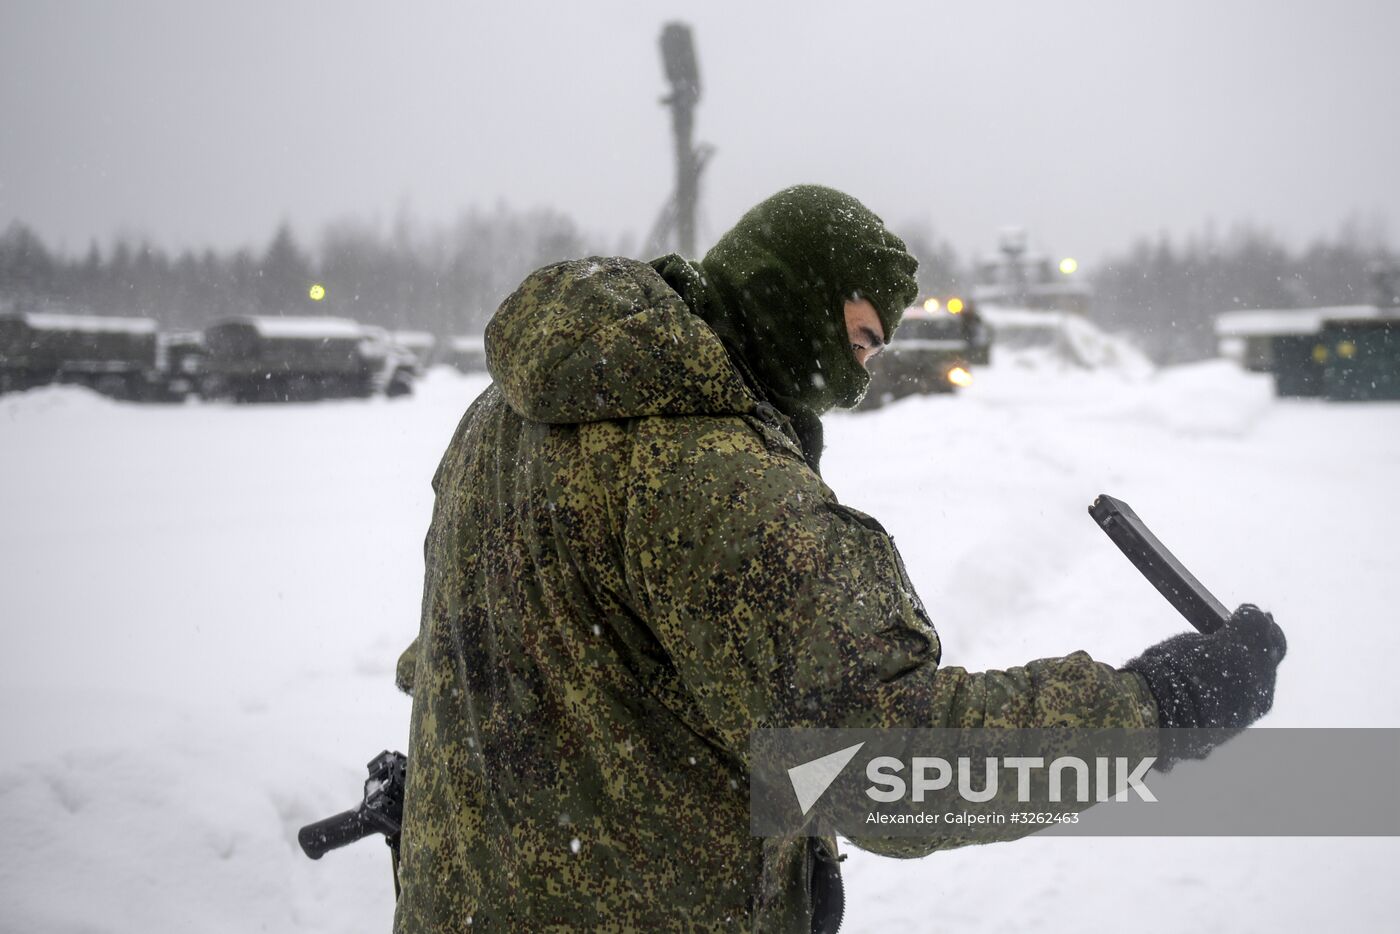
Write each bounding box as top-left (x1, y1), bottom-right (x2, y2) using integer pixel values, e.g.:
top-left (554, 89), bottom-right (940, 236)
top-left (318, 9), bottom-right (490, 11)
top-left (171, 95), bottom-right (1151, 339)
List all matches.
top-left (1322, 317), bottom-right (1400, 402)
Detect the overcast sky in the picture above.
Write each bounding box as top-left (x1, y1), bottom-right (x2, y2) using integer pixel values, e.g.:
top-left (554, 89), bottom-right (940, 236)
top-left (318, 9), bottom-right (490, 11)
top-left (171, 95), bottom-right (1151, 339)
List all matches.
top-left (2, 0), bottom-right (1396, 266)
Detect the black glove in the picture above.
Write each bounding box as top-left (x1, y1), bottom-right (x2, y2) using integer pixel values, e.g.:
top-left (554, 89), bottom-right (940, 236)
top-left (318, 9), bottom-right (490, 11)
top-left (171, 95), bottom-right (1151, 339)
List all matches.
top-left (1123, 604), bottom-right (1287, 731)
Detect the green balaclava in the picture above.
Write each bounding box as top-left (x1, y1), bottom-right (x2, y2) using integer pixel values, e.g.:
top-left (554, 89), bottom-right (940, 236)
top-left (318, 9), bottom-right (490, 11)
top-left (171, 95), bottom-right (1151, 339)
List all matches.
top-left (652, 185), bottom-right (918, 468)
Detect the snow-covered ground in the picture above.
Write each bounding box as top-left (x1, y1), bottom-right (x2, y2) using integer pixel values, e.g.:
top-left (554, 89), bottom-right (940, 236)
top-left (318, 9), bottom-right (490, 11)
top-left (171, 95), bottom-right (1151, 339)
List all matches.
top-left (2, 357), bottom-right (1397, 932)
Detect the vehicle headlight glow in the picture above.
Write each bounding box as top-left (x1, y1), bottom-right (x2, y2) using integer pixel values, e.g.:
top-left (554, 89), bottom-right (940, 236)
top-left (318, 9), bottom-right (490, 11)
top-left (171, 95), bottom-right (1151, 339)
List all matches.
top-left (947, 366), bottom-right (973, 388)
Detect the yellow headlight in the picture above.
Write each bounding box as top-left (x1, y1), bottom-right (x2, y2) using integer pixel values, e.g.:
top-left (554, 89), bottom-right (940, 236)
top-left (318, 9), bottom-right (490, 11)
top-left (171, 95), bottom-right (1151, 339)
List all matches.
top-left (948, 366), bottom-right (973, 388)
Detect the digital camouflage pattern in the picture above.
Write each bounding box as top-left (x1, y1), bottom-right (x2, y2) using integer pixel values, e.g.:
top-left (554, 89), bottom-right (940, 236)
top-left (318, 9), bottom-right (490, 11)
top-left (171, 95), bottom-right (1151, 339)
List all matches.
top-left (393, 257), bottom-right (1159, 933)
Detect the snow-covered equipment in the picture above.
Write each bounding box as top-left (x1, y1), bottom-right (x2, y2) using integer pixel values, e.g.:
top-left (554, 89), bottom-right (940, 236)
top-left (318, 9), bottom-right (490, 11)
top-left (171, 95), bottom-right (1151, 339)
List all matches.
top-left (0, 311), bottom-right (163, 398)
top-left (299, 750), bottom-right (407, 861)
top-left (359, 326), bottom-right (421, 398)
top-left (391, 330), bottom-right (438, 367)
top-left (1090, 494), bottom-right (1231, 634)
top-left (199, 316), bottom-right (415, 402)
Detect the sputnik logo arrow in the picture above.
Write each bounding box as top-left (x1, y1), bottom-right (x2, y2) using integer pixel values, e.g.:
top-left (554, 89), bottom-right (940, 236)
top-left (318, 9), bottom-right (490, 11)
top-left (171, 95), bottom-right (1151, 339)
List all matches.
top-left (787, 742), bottom-right (865, 816)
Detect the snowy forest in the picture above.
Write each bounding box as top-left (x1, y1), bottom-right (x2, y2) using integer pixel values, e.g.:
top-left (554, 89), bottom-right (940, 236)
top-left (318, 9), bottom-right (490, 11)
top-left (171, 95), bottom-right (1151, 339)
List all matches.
top-left (0, 208), bottom-right (618, 341)
top-left (0, 212), bottom-right (1390, 363)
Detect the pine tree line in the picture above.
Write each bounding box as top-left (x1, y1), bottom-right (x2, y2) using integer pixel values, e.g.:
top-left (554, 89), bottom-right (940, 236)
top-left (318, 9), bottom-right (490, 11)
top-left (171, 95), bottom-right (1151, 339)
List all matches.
top-left (0, 210), bottom-right (1391, 362)
top-left (1092, 220), bottom-right (1393, 363)
top-left (0, 205), bottom-right (612, 337)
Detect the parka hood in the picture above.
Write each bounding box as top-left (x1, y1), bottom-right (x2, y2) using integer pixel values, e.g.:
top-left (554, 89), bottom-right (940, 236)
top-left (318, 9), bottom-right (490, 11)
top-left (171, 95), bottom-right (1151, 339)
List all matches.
top-left (485, 257), bottom-right (757, 424)
top-left (699, 185), bottom-right (919, 414)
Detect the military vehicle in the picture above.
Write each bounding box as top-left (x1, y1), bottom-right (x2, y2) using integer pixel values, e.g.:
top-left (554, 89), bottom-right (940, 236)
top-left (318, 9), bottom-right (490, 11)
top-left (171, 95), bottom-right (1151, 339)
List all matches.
top-left (199, 316), bottom-right (418, 402)
top-left (0, 310), bottom-right (166, 399)
top-left (857, 304), bottom-right (973, 410)
top-left (360, 327), bottom-right (422, 397)
top-left (956, 299), bottom-right (993, 365)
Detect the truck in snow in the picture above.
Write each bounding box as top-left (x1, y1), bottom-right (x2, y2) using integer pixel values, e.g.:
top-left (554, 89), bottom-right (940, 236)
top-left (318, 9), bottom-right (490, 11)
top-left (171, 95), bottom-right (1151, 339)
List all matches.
top-left (198, 316), bottom-right (419, 402)
top-left (0, 310), bottom-right (169, 399)
top-left (1, 311), bottom-right (427, 402)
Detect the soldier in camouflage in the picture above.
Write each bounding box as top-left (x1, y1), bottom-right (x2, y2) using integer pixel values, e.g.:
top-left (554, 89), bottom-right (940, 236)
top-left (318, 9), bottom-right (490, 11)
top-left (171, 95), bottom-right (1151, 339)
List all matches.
top-left (392, 186), bottom-right (1285, 932)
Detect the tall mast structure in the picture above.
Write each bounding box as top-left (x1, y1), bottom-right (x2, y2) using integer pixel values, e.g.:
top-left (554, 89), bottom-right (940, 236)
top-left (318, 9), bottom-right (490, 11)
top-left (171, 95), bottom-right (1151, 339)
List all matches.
top-left (656, 22), bottom-right (710, 257)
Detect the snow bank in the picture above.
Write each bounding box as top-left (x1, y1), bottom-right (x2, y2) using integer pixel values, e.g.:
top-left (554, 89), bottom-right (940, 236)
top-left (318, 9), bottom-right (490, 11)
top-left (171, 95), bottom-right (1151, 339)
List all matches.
top-left (982, 306), bottom-right (1154, 378)
top-left (2, 359), bottom-right (1397, 933)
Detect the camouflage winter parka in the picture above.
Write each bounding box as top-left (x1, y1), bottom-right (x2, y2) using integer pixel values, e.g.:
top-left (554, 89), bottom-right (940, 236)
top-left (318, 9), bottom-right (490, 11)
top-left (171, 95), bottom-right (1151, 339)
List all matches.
top-left (392, 257), bottom-right (1158, 933)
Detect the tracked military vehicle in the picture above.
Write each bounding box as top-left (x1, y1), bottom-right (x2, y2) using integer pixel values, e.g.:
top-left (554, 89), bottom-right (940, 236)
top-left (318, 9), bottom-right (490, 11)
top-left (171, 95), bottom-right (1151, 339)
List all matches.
top-left (199, 316), bottom-right (418, 402)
